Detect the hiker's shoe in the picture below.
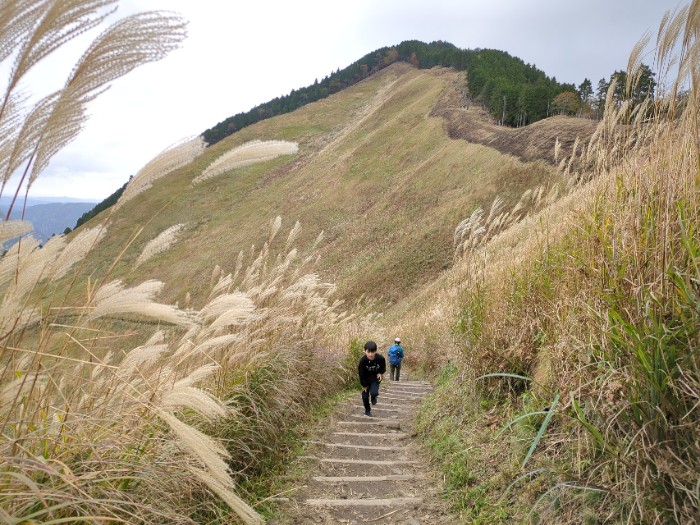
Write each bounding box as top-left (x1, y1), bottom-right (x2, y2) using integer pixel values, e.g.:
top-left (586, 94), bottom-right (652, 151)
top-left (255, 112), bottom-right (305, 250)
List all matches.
top-left (364, 409), bottom-right (371, 417)
top-left (371, 396), bottom-right (377, 406)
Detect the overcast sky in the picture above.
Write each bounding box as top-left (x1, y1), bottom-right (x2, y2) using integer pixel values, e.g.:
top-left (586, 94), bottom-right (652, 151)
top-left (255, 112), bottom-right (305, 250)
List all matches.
top-left (8, 0), bottom-right (679, 201)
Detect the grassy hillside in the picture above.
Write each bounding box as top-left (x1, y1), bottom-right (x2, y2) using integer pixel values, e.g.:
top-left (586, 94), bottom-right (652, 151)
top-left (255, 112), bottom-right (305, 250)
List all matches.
top-left (73, 63), bottom-right (583, 309)
top-left (4, 2), bottom-right (695, 524)
top-left (387, 10), bottom-right (700, 523)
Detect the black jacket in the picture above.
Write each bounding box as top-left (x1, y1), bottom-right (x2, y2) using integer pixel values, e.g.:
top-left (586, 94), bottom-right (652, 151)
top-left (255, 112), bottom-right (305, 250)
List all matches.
top-left (358, 354), bottom-right (386, 387)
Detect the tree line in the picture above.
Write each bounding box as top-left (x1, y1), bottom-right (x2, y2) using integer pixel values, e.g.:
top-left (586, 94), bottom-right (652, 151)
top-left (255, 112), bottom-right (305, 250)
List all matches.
top-left (203, 41), bottom-right (570, 142)
top-left (202, 40), bottom-right (656, 146)
top-left (64, 181), bottom-right (128, 234)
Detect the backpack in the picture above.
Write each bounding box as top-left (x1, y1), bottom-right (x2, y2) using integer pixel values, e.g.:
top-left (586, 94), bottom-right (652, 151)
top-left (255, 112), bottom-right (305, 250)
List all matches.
top-left (388, 345), bottom-right (402, 365)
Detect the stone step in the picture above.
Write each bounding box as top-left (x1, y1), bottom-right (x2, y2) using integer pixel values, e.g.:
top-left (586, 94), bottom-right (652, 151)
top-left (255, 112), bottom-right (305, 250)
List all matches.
top-left (302, 456), bottom-right (417, 466)
top-left (312, 474), bottom-right (423, 482)
top-left (337, 419), bottom-right (401, 428)
top-left (307, 440), bottom-right (407, 452)
top-left (348, 413), bottom-right (399, 421)
top-left (305, 497), bottom-right (423, 507)
top-left (332, 431), bottom-right (407, 439)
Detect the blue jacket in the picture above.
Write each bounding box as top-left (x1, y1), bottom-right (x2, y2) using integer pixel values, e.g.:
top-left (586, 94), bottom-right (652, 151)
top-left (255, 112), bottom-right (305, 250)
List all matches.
top-left (387, 344), bottom-right (404, 365)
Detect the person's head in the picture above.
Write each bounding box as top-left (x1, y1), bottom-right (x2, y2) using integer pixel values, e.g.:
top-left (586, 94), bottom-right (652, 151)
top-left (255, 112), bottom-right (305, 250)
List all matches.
top-left (394, 337), bottom-right (401, 344)
top-left (364, 340), bottom-right (377, 360)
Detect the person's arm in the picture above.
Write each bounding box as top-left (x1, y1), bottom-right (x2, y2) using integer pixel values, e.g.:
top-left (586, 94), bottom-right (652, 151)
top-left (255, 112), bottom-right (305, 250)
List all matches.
top-left (358, 359), bottom-right (369, 389)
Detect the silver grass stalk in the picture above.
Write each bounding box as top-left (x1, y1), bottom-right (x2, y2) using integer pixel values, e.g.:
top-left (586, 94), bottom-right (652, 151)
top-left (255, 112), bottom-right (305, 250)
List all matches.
top-left (0, 234), bottom-right (62, 334)
top-left (198, 292), bottom-right (255, 323)
top-left (172, 339), bottom-right (194, 361)
top-left (0, 1), bottom-right (48, 65)
top-left (157, 410), bottom-right (232, 487)
top-left (627, 33), bottom-right (652, 96)
top-left (269, 215), bottom-right (282, 242)
top-left (0, 91), bottom-right (59, 186)
top-left (485, 196), bottom-right (504, 225)
top-left (174, 334), bottom-right (241, 364)
top-left (0, 94), bottom-right (27, 191)
top-left (135, 223), bottom-right (184, 267)
top-left (117, 136), bottom-right (204, 208)
top-left (232, 250), bottom-right (244, 282)
top-left (172, 364), bottom-right (220, 389)
top-left (311, 230), bottom-right (325, 251)
top-left (22, 1), bottom-right (118, 76)
top-left (285, 221), bottom-right (302, 250)
top-left (192, 140), bottom-right (299, 185)
top-left (116, 343), bottom-right (169, 378)
top-left (23, 7), bottom-right (187, 196)
top-left (210, 264), bottom-right (222, 288)
top-left (47, 225), bottom-right (106, 281)
top-left (160, 386), bottom-right (228, 420)
top-left (205, 308), bottom-right (262, 336)
top-left (88, 279), bottom-right (195, 326)
top-left (144, 330), bottom-right (165, 346)
top-left (4, 1), bottom-right (116, 106)
top-left (0, 220), bottom-right (31, 245)
top-left (190, 469), bottom-right (264, 525)
top-left (240, 252), bottom-right (265, 290)
top-left (208, 273), bottom-right (233, 301)
top-left (0, 235), bottom-right (42, 285)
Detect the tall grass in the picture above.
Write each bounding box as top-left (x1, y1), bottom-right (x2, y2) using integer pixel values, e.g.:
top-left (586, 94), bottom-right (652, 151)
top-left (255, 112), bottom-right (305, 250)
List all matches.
top-left (0, 3), bottom-right (355, 523)
top-left (400, 3), bottom-right (700, 523)
top-left (192, 140), bottom-right (299, 185)
top-left (117, 136), bottom-right (206, 208)
top-left (1, 215), bottom-right (351, 523)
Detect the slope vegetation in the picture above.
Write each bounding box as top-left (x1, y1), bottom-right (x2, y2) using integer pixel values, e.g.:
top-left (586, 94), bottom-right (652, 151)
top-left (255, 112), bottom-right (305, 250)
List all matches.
top-left (75, 63), bottom-right (592, 308)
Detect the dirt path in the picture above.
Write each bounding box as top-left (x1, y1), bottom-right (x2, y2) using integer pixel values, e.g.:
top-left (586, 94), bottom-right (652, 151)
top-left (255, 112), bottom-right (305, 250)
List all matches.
top-left (273, 379), bottom-right (457, 524)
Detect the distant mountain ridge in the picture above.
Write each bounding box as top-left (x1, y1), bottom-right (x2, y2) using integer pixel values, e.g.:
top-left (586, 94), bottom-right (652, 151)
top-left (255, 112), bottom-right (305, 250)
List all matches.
top-left (1, 201), bottom-right (96, 243)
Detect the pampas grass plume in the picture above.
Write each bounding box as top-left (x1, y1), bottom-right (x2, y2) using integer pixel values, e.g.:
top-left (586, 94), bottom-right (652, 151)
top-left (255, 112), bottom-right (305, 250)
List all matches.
top-left (157, 409), bottom-right (232, 486)
top-left (193, 140), bottom-right (298, 185)
top-left (89, 279), bottom-right (194, 326)
top-left (191, 469), bottom-right (265, 525)
top-left (48, 225), bottom-right (106, 281)
top-left (117, 136), bottom-right (205, 207)
top-left (0, 220), bottom-right (31, 244)
top-left (135, 223), bottom-right (184, 267)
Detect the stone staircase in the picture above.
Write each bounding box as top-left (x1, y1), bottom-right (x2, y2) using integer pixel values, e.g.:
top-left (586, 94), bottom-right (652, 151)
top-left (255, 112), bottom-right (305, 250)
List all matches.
top-left (275, 379), bottom-right (456, 524)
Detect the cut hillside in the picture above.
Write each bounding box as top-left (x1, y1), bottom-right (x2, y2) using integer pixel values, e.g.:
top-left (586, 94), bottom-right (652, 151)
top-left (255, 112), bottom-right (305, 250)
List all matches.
top-left (71, 63), bottom-right (594, 307)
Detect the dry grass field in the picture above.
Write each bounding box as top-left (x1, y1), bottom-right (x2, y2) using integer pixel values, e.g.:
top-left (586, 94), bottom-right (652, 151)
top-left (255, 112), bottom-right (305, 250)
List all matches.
top-left (72, 62), bottom-right (577, 309)
top-left (3, 1), bottom-right (697, 524)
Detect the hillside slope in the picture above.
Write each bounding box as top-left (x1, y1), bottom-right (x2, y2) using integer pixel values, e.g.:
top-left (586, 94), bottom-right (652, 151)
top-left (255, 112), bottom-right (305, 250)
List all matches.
top-left (74, 63), bottom-right (593, 307)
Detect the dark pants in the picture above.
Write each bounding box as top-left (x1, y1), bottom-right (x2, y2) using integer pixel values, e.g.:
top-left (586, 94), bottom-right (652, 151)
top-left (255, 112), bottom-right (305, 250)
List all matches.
top-left (361, 381), bottom-right (380, 411)
top-left (390, 363), bottom-right (401, 381)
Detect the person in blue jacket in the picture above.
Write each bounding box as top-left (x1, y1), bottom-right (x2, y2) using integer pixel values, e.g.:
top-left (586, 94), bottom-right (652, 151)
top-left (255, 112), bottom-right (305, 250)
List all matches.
top-left (387, 337), bottom-right (405, 381)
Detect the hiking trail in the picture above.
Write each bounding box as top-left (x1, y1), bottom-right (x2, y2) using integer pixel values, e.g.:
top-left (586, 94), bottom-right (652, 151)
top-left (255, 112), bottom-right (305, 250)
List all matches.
top-left (272, 378), bottom-right (457, 524)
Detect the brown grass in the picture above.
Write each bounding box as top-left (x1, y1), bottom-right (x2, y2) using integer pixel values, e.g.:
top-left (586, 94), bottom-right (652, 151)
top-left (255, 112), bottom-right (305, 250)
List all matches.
top-left (394, 3), bottom-right (700, 522)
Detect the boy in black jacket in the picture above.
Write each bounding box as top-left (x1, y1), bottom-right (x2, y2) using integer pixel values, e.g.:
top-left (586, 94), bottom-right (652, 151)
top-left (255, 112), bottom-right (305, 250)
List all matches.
top-left (358, 340), bottom-right (386, 417)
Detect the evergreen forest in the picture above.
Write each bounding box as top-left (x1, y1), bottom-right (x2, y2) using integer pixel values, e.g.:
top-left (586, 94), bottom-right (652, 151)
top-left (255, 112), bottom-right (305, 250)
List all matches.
top-left (202, 40), bottom-right (577, 145)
